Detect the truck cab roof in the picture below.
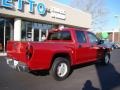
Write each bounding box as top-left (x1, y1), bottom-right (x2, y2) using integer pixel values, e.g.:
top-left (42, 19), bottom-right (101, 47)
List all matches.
top-left (49, 28), bottom-right (89, 33)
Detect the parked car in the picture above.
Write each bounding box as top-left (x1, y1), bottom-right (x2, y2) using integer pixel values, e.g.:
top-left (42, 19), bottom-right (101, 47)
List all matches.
top-left (101, 40), bottom-right (117, 50)
top-left (6, 28), bottom-right (111, 81)
top-left (115, 42), bottom-right (120, 49)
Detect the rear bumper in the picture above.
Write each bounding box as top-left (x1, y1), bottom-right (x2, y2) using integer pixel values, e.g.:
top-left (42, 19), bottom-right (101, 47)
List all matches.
top-left (6, 58), bottom-right (29, 72)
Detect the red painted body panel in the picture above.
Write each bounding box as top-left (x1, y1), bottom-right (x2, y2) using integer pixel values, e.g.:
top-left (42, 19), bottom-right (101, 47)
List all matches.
top-left (7, 28), bottom-right (108, 71)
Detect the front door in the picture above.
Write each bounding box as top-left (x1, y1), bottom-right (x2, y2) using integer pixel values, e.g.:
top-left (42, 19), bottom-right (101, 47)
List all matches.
top-left (0, 18), bottom-right (13, 53)
top-left (87, 32), bottom-right (101, 61)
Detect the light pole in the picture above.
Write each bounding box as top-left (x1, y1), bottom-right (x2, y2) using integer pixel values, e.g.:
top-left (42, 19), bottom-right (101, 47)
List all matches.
top-left (112, 28), bottom-right (115, 42)
top-left (115, 15), bottom-right (120, 42)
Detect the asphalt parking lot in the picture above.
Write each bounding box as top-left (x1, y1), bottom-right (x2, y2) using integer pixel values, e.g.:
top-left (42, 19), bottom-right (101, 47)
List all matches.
top-left (0, 49), bottom-right (120, 90)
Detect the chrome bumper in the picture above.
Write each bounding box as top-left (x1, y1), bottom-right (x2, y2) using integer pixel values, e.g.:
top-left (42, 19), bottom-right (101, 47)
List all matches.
top-left (6, 58), bottom-right (29, 72)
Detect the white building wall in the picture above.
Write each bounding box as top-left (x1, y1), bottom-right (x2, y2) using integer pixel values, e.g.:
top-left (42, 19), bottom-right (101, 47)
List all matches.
top-left (14, 18), bottom-right (22, 41)
top-left (0, 0), bottom-right (91, 28)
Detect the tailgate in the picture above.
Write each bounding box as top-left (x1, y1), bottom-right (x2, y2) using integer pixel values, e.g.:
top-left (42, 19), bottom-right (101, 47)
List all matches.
top-left (7, 41), bottom-right (28, 63)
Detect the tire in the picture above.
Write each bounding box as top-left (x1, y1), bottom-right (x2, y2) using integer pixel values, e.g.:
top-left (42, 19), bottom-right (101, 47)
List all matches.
top-left (111, 46), bottom-right (114, 51)
top-left (102, 53), bottom-right (110, 65)
top-left (50, 57), bottom-right (70, 81)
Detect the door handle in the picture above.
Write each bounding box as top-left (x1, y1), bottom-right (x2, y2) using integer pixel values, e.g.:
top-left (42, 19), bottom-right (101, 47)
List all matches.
top-left (78, 45), bottom-right (82, 48)
top-left (91, 45), bottom-right (94, 47)
top-left (90, 45), bottom-right (94, 48)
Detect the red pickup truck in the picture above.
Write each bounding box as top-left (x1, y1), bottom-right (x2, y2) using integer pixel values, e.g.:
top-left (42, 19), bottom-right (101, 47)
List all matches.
top-left (6, 28), bottom-right (111, 81)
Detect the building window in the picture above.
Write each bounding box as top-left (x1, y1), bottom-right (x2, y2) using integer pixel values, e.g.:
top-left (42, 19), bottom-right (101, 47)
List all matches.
top-left (21, 21), bottom-right (53, 41)
top-left (0, 18), bottom-right (14, 52)
top-left (21, 21), bottom-right (32, 41)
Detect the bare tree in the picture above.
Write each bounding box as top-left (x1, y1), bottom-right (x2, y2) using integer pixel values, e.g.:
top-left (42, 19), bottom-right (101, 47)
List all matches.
top-left (53, 0), bottom-right (108, 32)
top-left (69, 0), bottom-right (108, 32)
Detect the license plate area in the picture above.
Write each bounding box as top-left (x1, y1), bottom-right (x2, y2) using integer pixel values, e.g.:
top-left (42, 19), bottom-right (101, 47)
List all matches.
top-left (7, 59), bottom-right (18, 66)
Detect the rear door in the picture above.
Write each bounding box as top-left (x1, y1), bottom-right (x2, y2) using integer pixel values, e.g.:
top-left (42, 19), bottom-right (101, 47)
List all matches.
top-left (75, 30), bottom-right (91, 64)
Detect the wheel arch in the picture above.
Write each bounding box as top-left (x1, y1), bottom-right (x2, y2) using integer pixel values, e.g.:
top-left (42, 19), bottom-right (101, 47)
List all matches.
top-left (49, 52), bottom-right (71, 70)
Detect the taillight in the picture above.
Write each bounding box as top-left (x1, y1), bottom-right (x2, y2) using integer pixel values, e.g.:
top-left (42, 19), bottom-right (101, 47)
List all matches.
top-left (26, 45), bottom-right (33, 60)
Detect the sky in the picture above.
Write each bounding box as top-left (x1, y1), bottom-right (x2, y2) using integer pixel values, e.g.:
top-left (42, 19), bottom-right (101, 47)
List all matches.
top-left (54, 0), bottom-right (120, 32)
top-left (105, 0), bottom-right (120, 31)
top-left (54, 0), bottom-right (71, 5)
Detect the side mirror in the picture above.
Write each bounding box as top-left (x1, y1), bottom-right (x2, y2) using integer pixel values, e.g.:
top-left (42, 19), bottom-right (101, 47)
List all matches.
top-left (98, 40), bottom-right (104, 44)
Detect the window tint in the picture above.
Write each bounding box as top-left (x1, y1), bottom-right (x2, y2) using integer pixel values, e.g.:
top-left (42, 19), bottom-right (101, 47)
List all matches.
top-left (61, 31), bottom-right (71, 40)
top-left (87, 32), bottom-right (98, 44)
top-left (75, 30), bottom-right (86, 43)
top-left (48, 32), bottom-right (61, 40)
top-left (48, 31), bottom-right (71, 40)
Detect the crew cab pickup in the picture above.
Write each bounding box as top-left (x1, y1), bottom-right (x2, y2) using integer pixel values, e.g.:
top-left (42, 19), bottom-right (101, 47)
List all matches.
top-left (6, 28), bottom-right (111, 81)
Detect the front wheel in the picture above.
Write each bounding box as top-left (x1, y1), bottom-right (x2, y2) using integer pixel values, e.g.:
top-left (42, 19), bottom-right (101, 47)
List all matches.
top-left (102, 53), bottom-right (110, 65)
top-left (50, 57), bottom-right (70, 81)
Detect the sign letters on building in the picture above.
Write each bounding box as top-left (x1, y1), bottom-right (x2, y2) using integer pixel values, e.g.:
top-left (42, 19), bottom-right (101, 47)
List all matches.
top-left (50, 7), bottom-right (66, 20)
top-left (0, 0), bottom-right (46, 15)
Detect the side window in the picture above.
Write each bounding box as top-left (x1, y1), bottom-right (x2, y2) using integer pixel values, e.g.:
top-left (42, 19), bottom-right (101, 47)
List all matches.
top-left (48, 32), bottom-right (61, 40)
top-left (61, 31), bottom-right (71, 40)
top-left (87, 32), bottom-right (98, 44)
top-left (75, 30), bottom-right (86, 43)
top-left (47, 31), bottom-right (71, 40)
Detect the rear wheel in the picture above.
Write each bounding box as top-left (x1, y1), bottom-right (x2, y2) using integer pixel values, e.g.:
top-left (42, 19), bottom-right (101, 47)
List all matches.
top-left (50, 57), bottom-right (70, 81)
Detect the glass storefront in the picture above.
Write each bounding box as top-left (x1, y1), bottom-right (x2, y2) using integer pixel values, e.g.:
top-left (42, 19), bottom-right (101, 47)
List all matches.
top-left (0, 18), bottom-right (14, 53)
top-left (0, 18), bottom-right (53, 53)
top-left (21, 21), bottom-right (53, 41)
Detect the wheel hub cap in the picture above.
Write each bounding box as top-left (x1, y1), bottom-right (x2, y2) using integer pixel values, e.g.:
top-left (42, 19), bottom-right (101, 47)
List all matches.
top-left (57, 63), bottom-right (68, 77)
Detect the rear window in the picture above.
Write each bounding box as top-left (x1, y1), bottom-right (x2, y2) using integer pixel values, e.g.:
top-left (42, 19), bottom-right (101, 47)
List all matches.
top-left (48, 31), bottom-right (72, 40)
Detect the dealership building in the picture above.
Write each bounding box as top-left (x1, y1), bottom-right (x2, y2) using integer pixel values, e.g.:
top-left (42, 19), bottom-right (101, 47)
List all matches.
top-left (0, 0), bottom-right (91, 54)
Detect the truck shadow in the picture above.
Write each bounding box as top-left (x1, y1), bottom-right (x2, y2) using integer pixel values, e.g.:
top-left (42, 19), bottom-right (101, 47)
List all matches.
top-left (30, 70), bottom-right (49, 76)
top-left (71, 62), bottom-right (120, 90)
top-left (81, 63), bottom-right (120, 90)
top-left (30, 62), bottom-right (97, 77)
top-left (95, 63), bottom-right (120, 90)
